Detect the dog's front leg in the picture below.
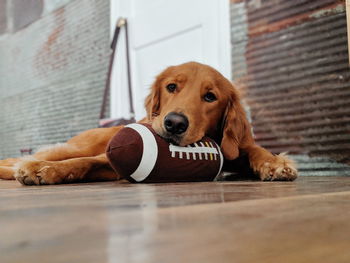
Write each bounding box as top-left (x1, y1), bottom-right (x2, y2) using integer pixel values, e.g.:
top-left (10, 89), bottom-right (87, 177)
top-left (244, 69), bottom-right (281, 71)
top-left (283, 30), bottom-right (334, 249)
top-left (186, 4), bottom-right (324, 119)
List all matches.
top-left (14, 154), bottom-right (117, 185)
top-left (243, 145), bottom-right (298, 181)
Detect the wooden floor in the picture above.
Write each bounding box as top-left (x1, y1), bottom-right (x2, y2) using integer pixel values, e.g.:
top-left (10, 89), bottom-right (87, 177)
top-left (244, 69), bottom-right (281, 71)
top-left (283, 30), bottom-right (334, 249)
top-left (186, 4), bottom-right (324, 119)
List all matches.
top-left (1, 176), bottom-right (350, 263)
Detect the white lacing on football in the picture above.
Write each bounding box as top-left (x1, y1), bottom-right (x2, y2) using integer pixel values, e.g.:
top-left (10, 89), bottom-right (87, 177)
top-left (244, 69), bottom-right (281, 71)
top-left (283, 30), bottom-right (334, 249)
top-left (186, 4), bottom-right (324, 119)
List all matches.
top-left (169, 142), bottom-right (219, 161)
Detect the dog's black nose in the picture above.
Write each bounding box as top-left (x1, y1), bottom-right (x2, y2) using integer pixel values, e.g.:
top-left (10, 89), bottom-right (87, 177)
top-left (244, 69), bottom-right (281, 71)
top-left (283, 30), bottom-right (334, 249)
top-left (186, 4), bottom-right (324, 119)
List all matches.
top-left (164, 113), bottom-right (189, 135)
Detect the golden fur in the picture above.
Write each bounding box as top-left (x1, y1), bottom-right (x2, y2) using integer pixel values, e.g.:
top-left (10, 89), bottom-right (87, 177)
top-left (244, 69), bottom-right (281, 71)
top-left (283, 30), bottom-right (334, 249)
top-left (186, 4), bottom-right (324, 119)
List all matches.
top-left (0, 62), bottom-right (297, 185)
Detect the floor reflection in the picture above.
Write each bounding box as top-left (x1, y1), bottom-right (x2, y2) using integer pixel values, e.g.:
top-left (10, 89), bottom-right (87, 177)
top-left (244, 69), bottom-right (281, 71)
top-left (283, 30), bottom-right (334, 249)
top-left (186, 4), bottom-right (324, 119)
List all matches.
top-left (108, 184), bottom-right (158, 263)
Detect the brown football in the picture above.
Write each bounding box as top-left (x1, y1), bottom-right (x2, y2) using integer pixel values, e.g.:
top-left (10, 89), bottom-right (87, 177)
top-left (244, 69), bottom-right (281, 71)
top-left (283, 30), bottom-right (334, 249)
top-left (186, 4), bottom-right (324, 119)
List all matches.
top-left (106, 123), bottom-right (223, 183)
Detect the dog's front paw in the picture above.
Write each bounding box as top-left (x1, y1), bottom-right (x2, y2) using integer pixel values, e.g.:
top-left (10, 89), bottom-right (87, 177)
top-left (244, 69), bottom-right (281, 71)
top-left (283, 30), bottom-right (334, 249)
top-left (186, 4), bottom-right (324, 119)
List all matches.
top-left (14, 160), bottom-right (64, 185)
top-left (252, 153), bottom-right (298, 181)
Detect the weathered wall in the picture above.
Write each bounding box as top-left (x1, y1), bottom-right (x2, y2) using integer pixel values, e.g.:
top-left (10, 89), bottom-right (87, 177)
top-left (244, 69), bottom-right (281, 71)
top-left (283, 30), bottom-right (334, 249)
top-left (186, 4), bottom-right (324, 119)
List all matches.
top-left (0, 0), bottom-right (110, 158)
top-left (231, 0), bottom-right (350, 176)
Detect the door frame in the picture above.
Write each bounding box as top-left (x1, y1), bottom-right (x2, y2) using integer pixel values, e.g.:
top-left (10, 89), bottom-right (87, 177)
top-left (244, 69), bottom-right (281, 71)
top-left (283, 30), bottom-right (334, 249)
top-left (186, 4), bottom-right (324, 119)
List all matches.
top-left (109, 0), bottom-right (232, 120)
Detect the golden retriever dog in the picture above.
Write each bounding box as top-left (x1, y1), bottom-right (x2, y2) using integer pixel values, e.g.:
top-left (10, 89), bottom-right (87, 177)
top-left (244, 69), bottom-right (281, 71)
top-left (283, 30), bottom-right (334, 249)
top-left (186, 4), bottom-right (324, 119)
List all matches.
top-left (0, 62), bottom-right (297, 185)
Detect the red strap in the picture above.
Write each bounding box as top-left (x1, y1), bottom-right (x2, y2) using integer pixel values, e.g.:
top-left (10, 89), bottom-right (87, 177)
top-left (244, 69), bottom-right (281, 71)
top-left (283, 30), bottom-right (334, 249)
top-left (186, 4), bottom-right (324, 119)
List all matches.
top-left (100, 18), bottom-right (134, 120)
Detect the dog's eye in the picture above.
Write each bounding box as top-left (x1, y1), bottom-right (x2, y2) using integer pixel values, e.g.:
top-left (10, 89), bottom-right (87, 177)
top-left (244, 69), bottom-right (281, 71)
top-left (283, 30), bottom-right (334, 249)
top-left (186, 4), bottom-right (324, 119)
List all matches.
top-left (166, 83), bottom-right (177, 93)
top-left (204, 92), bottom-right (217, 102)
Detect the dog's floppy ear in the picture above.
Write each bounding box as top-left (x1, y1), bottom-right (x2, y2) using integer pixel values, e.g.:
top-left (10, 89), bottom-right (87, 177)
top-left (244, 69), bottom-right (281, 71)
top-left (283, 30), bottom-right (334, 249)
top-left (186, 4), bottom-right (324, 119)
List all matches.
top-left (145, 78), bottom-right (161, 121)
top-left (220, 89), bottom-right (254, 160)
top-left (145, 66), bottom-right (175, 121)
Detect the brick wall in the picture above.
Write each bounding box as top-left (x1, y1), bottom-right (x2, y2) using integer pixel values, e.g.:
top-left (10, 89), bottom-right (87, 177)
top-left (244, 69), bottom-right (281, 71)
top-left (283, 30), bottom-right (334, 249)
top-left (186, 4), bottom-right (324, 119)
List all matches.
top-left (0, 0), bottom-right (110, 158)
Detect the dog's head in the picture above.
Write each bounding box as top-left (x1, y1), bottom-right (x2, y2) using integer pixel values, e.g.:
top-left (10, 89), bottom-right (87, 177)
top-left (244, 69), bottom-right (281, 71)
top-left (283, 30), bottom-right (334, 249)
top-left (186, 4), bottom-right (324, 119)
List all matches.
top-left (145, 62), bottom-right (253, 160)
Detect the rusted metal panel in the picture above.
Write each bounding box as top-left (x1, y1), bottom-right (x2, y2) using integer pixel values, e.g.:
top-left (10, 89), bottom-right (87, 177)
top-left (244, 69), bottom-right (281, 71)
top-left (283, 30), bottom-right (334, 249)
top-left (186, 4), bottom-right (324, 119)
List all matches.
top-left (231, 0), bottom-right (350, 175)
top-left (347, 0), bottom-right (350, 62)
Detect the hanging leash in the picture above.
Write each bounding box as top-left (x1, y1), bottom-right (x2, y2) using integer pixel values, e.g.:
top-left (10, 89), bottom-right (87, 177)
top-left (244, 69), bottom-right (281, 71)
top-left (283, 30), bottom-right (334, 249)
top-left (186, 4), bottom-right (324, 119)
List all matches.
top-left (99, 17), bottom-right (135, 127)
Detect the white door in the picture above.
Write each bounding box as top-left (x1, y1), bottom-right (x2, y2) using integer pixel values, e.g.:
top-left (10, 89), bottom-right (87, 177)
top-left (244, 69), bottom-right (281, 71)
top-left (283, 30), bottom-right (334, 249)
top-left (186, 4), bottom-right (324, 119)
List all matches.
top-left (110, 0), bottom-right (231, 120)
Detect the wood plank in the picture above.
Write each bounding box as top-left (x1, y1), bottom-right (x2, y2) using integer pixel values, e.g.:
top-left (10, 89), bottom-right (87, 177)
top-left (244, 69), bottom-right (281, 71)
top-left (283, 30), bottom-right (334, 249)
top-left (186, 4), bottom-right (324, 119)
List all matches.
top-left (1, 177), bottom-right (350, 263)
